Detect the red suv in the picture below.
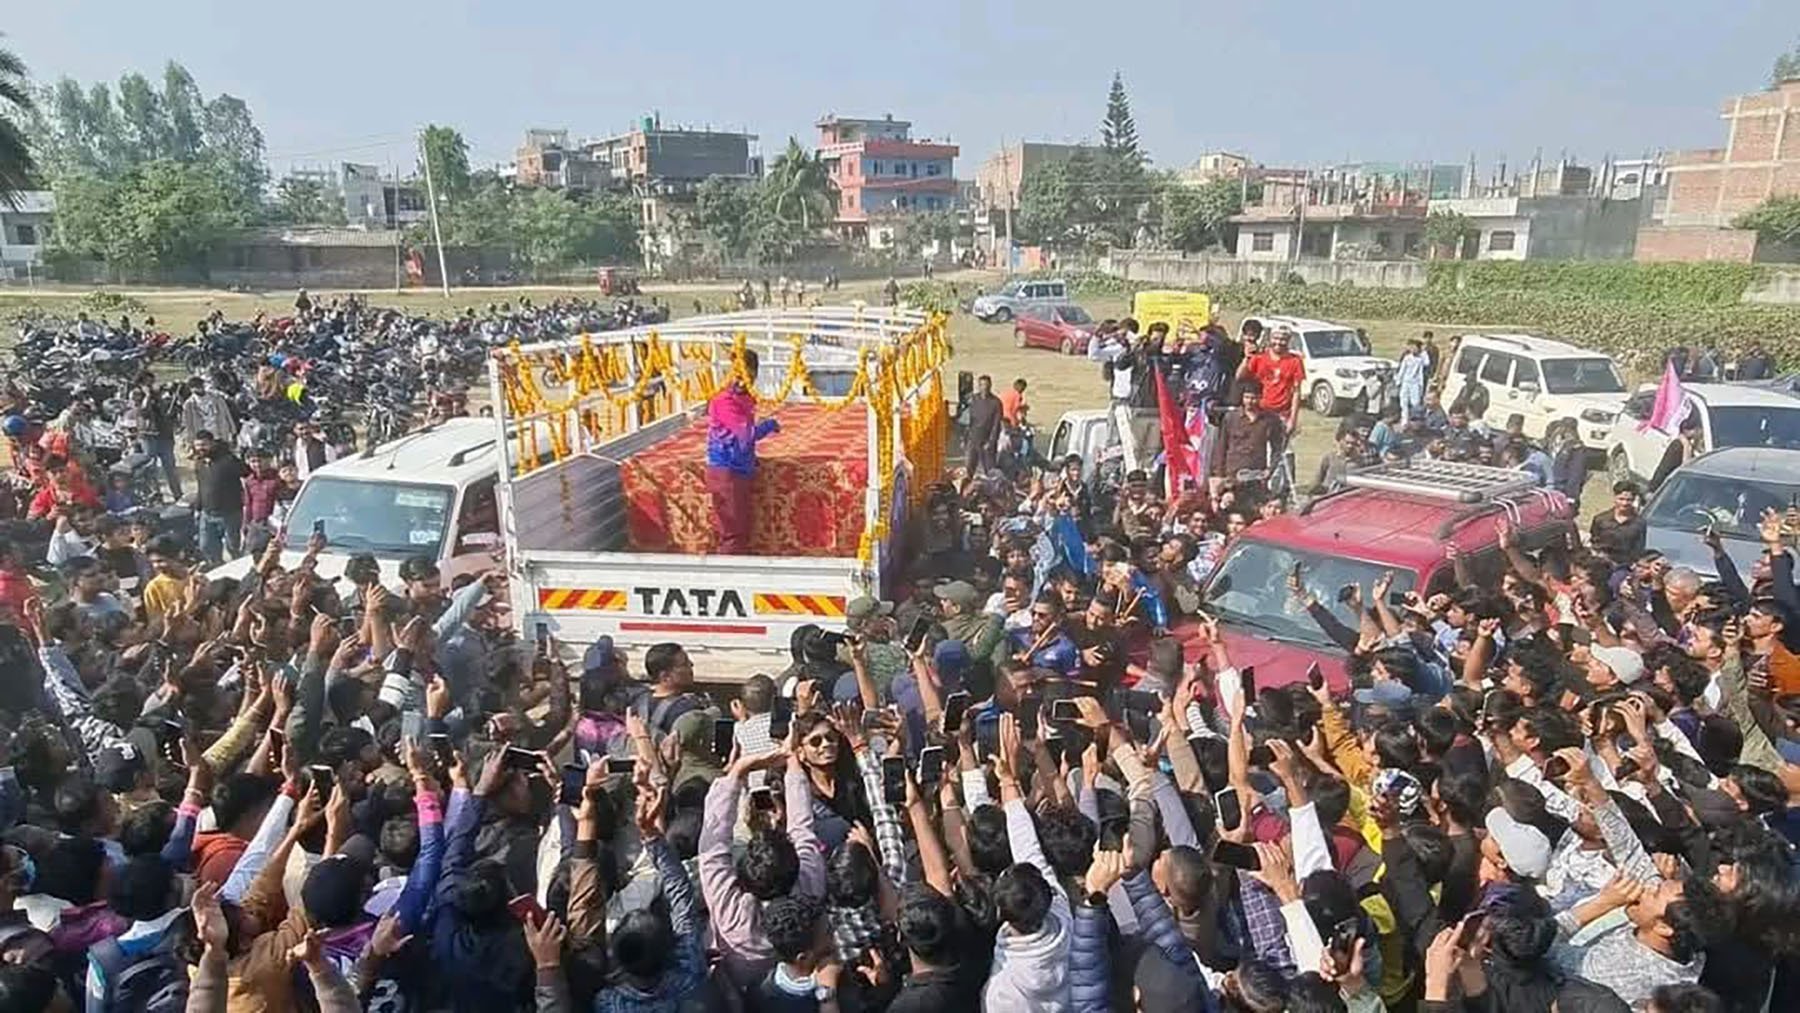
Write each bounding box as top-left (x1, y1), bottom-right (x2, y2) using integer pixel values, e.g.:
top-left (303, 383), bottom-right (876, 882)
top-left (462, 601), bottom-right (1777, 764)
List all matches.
top-left (1188, 461), bottom-right (1575, 690)
top-left (1012, 303), bottom-right (1097, 355)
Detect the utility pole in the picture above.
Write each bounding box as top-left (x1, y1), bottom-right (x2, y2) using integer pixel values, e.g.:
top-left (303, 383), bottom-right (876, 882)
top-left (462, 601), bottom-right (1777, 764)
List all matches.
top-left (999, 140), bottom-right (1014, 275)
top-left (419, 130), bottom-right (452, 298)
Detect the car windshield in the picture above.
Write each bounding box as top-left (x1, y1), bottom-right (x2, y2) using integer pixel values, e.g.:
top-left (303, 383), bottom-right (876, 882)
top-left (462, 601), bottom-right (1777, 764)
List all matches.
top-left (1203, 539), bottom-right (1419, 649)
top-left (1645, 470), bottom-right (1800, 540)
top-left (282, 478), bottom-right (454, 557)
top-left (1303, 329), bottom-right (1367, 359)
top-left (996, 282), bottom-right (1022, 296)
top-left (1706, 406), bottom-right (1800, 450)
top-left (1540, 357), bottom-right (1625, 394)
top-left (1055, 306), bottom-right (1094, 325)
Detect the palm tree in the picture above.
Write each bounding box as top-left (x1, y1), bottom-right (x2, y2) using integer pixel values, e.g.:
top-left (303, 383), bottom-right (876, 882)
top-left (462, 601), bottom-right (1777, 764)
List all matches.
top-left (0, 38), bottom-right (39, 209)
top-left (766, 138), bottom-right (836, 233)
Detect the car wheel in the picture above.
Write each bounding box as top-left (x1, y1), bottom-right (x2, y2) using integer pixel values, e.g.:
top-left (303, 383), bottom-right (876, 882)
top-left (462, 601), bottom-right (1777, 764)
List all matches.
top-left (1013, 328), bottom-right (1027, 348)
top-left (993, 307), bottom-right (1013, 323)
top-left (1059, 337), bottom-right (1075, 355)
top-left (1310, 381), bottom-right (1341, 417)
top-left (1546, 421), bottom-right (1580, 460)
top-left (1607, 449), bottom-right (1634, 487)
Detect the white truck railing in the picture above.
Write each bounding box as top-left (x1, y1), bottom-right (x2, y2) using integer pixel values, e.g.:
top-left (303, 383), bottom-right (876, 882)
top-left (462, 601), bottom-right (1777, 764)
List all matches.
top-left (486, 307), bottom-right (950, 676)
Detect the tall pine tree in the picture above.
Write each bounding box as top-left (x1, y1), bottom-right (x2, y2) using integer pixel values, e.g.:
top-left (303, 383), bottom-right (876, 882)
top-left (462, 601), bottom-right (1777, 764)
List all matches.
top-left (1101, 72), bottom-right (1143, 168)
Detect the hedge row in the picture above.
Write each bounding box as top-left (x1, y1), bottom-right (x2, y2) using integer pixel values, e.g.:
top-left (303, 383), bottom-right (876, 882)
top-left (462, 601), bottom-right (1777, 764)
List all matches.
top-left (1421, 261), bottom-right (1769, 306)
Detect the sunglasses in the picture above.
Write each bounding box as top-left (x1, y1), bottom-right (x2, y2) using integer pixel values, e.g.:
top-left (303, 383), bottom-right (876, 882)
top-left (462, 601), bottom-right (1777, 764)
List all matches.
top-left (803, 735), bottom-right (836, 747)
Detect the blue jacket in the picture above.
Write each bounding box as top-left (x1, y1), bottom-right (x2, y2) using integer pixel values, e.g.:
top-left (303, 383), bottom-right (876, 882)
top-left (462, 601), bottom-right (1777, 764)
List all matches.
top-left (1070, 896), bottom-right (1113, 1013)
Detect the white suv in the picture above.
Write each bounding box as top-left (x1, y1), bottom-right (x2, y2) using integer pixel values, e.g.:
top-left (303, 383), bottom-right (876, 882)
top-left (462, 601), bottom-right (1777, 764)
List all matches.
top-left (1244, 315), bottom-right (1394, 417)
top-left (1604, 382), bottom-right (1800, 485)
top-left (1441, 334), bottom-right (1629, 457)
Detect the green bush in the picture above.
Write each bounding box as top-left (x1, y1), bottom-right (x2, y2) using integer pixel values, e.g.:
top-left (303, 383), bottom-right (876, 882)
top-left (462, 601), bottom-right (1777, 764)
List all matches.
top-left (78, 291), bottom-right (150, 316)
top-left (1423, 261), bottom-right (1767, 306)
top-left (1061, 271), bottom-right (1800, 374)
top-left (899, 281), bottom-right (959, 315)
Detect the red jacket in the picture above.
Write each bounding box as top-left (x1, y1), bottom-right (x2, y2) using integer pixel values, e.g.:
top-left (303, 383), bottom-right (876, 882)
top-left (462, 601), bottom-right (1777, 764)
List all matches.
top-left (193, 831), bottom-right (250, 887)
top-left (27, 472), bottom-right (101, 519)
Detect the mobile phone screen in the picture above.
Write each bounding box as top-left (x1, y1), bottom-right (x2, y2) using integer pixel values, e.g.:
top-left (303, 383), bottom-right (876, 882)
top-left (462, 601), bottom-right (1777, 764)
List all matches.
top-left (308, 764), bottom-right (335, 796)
top-left (750, 786), bottom-right (775, 812)
top-left (1099, 816), bottom-right (1129, 851)
top-left (558, 764), bottom-right (585, 806)
top-left (881, 755), bottom-right (908, 805)
top-left (1239, 666), bottom-right (1258, 706)
top-left (941, 691), bottom-right (972, 733)
top-left (606, 756), bottom-right (637, 776)
top-left (1214, 786), bottom-right (1243, 833)
top-left (769, 697), bottom-right (793, 742)
top-left (1306, 662), bottom-right (1325, 691)
top-left (312, 519), bottom-right (327, 537)
top-left (428, 733), bottom-right (455, 768)
top-left (712, 718), bottom-right (736, 762)
top-left (503, 746), bottom-right (540, 772)
top-left (1050, 698), bottom-right (1080, 722)
top-left (903, 615), bottom-right (931, 654)
top-left (1212, 839), bottom-right (1261, 871)
top-left (916, 746), bottom-right (945, 787)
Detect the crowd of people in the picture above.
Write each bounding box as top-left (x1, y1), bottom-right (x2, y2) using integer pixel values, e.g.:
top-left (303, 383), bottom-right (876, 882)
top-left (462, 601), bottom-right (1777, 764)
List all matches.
top-left (0, 293), bottom-right (1794, 1013)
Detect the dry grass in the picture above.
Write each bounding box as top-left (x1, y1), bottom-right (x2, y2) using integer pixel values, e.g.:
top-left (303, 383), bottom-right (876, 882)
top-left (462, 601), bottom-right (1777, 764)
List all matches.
top-left (0, 272), bottom-right (1611, 516)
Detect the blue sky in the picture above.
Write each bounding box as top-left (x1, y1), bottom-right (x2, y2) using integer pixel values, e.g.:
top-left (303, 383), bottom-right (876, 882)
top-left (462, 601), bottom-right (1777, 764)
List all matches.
top-left (7, 0), bottom-right (1796, 178)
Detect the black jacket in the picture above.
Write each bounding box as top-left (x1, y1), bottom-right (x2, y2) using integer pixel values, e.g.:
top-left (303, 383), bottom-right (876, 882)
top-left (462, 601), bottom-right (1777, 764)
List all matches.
top-left (193, 450), bottom-right (246, 515)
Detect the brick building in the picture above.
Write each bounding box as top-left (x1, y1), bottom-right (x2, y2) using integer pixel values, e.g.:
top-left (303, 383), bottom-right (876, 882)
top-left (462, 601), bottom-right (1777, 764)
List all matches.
top-left (817, 114), bottom-right (959, 247)
top-left (1637, 78), bottom-right (1800, 262)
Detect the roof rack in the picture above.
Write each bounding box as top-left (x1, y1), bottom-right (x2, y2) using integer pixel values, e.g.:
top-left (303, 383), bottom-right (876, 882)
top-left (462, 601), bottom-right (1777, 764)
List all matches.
top-left (1343, 460), bottom-right (1540, 504)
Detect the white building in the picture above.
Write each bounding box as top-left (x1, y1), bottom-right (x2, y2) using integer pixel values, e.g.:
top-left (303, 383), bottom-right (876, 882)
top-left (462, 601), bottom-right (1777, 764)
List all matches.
top-left (0, 191), bottom-right (54, 280)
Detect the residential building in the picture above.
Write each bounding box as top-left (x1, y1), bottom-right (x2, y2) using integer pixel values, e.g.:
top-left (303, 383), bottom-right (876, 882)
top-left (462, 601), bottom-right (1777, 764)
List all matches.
top-left (1427, 193), bottom-right (1643, 261)
top-left (0, 191), bottom-right (54, 280)
top-left (1637, 77), bottom-right (1800, 262)
top-left (585, 120), bottom-right (759, 187)
top-left (1607, 156), bottom-right (1668, 201)
top-left (1230, 166), bottom-right (1430, 260)
top-left (515, 128), bottom-right (609, 190)
top-left (340, 163), bottom-right (428, 229)
top-left (975, 141), bottom-right (1103, 209)
top-left (817, 114), bottom-right (959, 246)
top-left (1176, 151), bottom-right (1253, 186)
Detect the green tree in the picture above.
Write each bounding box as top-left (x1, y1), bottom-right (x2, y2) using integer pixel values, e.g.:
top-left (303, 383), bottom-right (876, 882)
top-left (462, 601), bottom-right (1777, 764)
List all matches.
top-left (1162, 176), bottom-right (1243, 252)
top-left (1100, 72), bottom-right (1143, 168)
top-left (1424, 209), bottom-right (1475, 259)
top-left (419, 124), bottom-right (472, 201)
top-left (201, 94), bottom-right (267, 210)
top-left (0, 38), bottom-right (39, 208)
top-left (695, 175), bottom-right (756, 256)
top-left (764, 138), bottom-right (836, 234)
top-left (161, 62), bottom-right (205, 159)
top-left (272, 175), bottom-right (346, 226)
top-left (50, 159), bottom-right (243, 274)
top-left (1734, 195), bottom-right (1800, 245)
top-left (893, 209), bottom-right (960, 258)
top-left (1774, 40), bottom-right (1800, 86)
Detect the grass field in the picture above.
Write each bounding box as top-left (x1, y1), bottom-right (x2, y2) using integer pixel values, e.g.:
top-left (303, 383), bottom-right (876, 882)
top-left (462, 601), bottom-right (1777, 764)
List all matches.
top-left (0, 272), bottom-right (1613, 517)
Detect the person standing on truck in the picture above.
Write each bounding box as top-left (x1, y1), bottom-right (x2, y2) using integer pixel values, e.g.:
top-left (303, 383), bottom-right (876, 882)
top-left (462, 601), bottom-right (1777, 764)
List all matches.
top-left (964, 375), bottom-right (1003, 475)
top-left (1236, 325), bottom-right (1306, 437)
top-left (1209, 382), bottom-right (1284, 500)
top-left (706, 348), bottom-right (780, 555)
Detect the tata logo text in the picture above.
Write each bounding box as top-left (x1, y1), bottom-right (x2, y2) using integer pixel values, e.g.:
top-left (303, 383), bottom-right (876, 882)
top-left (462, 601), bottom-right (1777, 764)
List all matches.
top-left (633, 587), bottom-right (749, 618)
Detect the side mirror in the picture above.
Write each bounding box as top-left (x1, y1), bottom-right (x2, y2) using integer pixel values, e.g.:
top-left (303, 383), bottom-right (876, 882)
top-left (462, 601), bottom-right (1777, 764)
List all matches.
top-left (1517, 381), bottom-right (1540, 396)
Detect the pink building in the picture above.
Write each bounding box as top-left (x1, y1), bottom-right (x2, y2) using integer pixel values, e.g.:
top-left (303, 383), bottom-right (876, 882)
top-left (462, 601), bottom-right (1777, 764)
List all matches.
top-left (816, 114), bottom-right (959, 242)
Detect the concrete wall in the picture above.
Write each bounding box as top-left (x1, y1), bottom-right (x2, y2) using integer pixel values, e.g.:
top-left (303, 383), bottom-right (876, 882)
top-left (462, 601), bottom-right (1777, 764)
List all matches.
top-left (1634, 226), bottom-right (1760, 262)
top-left (1108, 251), bottom-right (1430, 288)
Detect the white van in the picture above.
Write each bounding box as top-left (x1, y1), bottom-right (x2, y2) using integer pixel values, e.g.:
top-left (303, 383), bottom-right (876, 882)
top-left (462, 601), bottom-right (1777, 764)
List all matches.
top-left (207, 418), bottom-right (504, 592)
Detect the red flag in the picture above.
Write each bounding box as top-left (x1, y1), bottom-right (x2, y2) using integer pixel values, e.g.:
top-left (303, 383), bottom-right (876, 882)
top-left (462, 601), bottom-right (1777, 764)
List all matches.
top-left (1154, 368), bottom-right (1188, 497)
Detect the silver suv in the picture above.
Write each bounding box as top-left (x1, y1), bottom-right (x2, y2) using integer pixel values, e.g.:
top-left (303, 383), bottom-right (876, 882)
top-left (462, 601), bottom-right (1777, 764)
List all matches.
top-left (970, 278), bottom-right (1069, 323)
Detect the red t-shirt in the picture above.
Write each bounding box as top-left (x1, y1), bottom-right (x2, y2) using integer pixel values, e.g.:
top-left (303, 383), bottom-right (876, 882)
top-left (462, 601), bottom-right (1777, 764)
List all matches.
top-left (1246, 351), bottom-right (1306, 415)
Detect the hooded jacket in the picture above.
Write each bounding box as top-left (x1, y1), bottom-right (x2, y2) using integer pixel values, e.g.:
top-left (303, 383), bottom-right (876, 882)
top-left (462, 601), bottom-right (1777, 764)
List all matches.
top-left (981, 798), bottom-right (1072, 1013)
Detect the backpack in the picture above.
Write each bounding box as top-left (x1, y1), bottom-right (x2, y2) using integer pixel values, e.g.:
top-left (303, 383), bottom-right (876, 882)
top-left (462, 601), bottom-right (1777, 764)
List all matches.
top-left (87, 933), bottom-right (188, 1013)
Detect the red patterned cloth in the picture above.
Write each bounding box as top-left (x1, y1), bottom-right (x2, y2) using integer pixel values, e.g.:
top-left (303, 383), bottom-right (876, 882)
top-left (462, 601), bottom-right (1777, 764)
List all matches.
top-left (622, 404), bottom-right (869, 556)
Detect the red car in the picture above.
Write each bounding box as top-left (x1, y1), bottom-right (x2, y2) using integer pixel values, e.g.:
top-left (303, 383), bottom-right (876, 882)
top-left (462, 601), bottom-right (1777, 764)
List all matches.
top-left (1012, 303), bottom-right (1096, 355)
top-left (1173, 460), bottom-right (1574, 692)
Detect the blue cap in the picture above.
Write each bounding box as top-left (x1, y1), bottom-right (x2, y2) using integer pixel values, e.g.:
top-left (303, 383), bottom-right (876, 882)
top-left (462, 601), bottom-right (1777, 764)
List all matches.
top-left (933, 640), bottom-right (969, 689)
top-left (1352, 681), bottom-right (1413, 714)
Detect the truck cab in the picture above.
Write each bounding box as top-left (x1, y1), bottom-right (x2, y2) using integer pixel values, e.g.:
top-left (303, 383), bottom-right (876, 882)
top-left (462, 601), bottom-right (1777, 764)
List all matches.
top-left (1194, 460), bottom-right (1574, 689)
top-left (207, 418), bottom-right (506, 593)
top-left (1244, 315), bottom-right (1394, 417)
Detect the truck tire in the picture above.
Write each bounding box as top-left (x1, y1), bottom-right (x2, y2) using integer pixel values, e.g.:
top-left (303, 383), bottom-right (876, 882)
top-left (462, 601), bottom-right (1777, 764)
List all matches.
top-left (1310, 381), bottom-right (1342, 417)
top-left (1059, 337), bottom-right (1076, 355)
top-left (992, 307), bottom-right (1013, 323)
